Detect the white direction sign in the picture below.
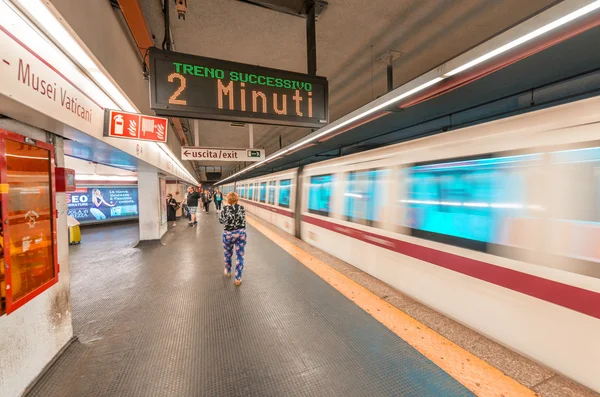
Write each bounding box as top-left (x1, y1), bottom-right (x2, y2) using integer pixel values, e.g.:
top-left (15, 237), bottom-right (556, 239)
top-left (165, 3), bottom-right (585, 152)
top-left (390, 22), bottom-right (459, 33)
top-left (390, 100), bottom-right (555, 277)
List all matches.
top-left (181, 147), bottom-right (265, 162)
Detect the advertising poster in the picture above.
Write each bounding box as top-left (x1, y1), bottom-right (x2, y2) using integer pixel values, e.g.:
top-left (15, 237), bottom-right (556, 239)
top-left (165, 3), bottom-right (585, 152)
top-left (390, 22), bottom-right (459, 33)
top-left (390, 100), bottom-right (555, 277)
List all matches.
top-left (160, 178), bottom-right (167, 225)
top-left (67, 186), bottom-right (139, 224)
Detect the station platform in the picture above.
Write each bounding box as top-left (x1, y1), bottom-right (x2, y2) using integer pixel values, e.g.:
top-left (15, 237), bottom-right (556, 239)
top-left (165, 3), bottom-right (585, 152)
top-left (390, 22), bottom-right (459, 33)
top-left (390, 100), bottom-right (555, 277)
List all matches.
top-left (25, 213), bottom-right (597, 397)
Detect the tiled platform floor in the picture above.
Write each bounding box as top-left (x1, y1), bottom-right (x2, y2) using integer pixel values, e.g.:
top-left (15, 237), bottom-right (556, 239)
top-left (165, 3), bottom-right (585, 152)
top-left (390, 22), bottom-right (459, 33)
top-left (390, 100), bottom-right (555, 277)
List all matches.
top-left (27, 215), bottom-right (475, 397)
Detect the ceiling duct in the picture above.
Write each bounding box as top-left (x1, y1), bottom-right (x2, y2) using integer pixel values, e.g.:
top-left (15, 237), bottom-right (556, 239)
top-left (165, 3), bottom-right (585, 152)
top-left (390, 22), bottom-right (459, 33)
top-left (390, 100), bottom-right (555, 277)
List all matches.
top-left (237, 0), bottom-right (327, 18)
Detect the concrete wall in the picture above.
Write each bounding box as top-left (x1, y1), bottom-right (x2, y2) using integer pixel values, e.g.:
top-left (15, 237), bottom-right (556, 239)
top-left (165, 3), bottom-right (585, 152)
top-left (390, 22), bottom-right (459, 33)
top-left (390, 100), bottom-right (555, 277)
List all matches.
top-left (0, 119), bottom-right (72, 397)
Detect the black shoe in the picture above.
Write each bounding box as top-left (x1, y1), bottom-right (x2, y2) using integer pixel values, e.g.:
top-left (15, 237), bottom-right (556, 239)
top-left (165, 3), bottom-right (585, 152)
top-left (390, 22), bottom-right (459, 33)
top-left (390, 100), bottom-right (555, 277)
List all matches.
top-left (188, 222), bottom-right (193, 227)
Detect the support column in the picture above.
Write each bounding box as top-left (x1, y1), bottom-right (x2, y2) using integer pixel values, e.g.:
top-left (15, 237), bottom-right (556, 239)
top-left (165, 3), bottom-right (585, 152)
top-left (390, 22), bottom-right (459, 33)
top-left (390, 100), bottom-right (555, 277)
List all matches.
top-left (249, 124), bottom-right (254, 148)
top-left (387, 58), bottom-right (393, 92)
top-left (137, 168), bottom-right (167, 244)
top-left (194, 119), bottom-right (199, 146)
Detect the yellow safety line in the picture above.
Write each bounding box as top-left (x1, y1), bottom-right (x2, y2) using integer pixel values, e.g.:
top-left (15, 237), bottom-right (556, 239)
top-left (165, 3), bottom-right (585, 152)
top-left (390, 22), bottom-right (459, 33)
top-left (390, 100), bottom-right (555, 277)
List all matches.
top-left (247, 216), bottom-right (538, 397)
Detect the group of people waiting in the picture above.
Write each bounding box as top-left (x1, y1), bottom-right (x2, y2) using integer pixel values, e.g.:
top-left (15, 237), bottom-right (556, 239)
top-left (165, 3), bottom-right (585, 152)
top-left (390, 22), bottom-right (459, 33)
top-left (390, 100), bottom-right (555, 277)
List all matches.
top-left (166, 186), bottom-right (247, 286)
top-left (166, 186), bottom-right (224, 227)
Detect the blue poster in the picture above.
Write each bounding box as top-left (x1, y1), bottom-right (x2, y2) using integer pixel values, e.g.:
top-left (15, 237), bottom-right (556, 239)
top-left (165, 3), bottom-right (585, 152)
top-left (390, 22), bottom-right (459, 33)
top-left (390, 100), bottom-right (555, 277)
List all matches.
top-left (67, 186), bottom-right (139, 223)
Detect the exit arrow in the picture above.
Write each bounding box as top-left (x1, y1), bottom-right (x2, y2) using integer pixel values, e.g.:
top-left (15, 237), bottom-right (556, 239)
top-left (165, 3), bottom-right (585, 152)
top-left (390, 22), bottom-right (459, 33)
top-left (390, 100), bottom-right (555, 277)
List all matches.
top-left (183, 150), bottom-right (190, 156)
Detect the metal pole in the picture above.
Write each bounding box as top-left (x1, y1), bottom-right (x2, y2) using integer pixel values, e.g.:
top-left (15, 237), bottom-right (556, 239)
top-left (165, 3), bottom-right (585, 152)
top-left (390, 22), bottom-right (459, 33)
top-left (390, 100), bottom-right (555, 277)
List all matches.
top-left (387, 58), bottom-right (393, 92)
top-left (249, 124), bottom-right (254, 148)
top-left (306, 0), bottom-right (317, 76)
top-left (193, 119), bottom-right (199, 146)
top-left (162, 0), bottom-right (172, 51)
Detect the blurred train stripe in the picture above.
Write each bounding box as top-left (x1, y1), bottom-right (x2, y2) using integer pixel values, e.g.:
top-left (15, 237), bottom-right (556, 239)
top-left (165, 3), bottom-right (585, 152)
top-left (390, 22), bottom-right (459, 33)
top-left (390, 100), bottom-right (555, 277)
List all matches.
top-left (301, 214), bottom-right (600, 320)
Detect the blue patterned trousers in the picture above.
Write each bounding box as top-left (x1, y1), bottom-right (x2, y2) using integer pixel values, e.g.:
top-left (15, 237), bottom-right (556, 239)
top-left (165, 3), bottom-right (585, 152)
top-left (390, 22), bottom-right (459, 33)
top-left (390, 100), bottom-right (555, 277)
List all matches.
top-left (223, 229), bottom-right (247, 280)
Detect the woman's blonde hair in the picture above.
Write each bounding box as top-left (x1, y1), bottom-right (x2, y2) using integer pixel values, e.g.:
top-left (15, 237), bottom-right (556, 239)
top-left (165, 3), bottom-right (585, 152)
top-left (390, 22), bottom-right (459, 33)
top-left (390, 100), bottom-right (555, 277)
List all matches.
top-left (227, 191), bottom-right (239, 205)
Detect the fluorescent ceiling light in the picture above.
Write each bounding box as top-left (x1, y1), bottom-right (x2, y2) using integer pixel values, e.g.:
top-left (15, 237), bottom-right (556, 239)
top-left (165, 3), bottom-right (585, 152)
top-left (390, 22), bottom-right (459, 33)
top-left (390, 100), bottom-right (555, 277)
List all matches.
top-left (11, 0), bottom-right (139, 113)
top-left (89, 70), bottom-right (137, 113)
top-left (157, 143), bottom-right (198, 183)
top-left (1, 0), bottom-right (120, 110)
top-left (444, 0), bottom-right (600, 77)
top-left (4, 0), bottom-right (198, 184)
top-left (75, 174), bottom-right (138, 182)
top-left (11, 0), bottom-right (97, 70)
top-left (220, 76), bottom-right (444, 183)
top-left (285, 77), bottom-right (444, 153)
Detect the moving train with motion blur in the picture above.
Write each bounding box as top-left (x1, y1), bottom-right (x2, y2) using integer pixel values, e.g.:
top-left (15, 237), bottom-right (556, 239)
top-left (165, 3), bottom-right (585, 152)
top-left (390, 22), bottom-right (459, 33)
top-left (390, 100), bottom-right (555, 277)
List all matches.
top-left (220, 95), bottom-right (600, 391)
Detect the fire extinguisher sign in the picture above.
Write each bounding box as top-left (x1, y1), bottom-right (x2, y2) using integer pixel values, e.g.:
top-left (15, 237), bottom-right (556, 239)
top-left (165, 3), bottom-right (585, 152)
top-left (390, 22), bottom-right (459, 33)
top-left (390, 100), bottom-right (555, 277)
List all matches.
top-left (103, 109), bottom-right (169, 143)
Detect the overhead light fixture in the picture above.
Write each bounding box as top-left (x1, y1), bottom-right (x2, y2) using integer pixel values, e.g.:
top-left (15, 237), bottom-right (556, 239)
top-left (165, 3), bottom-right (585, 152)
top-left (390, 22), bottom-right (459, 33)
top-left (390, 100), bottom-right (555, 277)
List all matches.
top-left (444, 0), bottom-right (600, 77)
top-left (0, 0), bottom-right (196, 185)
top-left (157, 143), bottom-right (199, 183)
top-left (285, 77), bottom-right (445, 153)
top-left (10, 0), bottom-right (138, 113)
top-left (75, 174), bottom-right (138, 182)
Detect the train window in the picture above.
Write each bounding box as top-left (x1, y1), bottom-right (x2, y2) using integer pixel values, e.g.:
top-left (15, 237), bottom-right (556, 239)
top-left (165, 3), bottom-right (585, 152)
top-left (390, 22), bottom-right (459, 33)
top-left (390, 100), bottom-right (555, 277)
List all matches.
top-left (549, 147), bottom-right (600, 222)
top-left (345, 169), bottom-right (390, 225)
top-left (403, 154), bottom-right (538, 248)
top-left (345, 170), bottom-right (371, 224)
top-left (308, 174), bottom-right (333, 216)
top-left (248, 184), bottom-right (254, 201)
top-left (268, 181), bottom-right (276, 205)
top-left (278, 179), bottom-right (291, 208)
top-left (259, 182), bottom-right (267, 203)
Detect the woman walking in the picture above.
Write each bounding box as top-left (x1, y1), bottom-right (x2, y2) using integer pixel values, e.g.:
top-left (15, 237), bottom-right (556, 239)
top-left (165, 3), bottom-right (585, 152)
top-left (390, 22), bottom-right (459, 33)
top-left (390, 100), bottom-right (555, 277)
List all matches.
top-left (219, 192), bottom-right (247, 286)
top-left (201, 189), bottom-right (212, 214)
top-left (213, 188), bottom-right (223, 214)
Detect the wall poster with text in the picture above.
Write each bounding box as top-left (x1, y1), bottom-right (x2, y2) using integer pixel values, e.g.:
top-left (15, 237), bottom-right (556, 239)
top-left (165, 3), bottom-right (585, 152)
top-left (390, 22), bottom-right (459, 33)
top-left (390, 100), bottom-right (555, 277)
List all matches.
top-left (67, 186), bottom-right (139, 224)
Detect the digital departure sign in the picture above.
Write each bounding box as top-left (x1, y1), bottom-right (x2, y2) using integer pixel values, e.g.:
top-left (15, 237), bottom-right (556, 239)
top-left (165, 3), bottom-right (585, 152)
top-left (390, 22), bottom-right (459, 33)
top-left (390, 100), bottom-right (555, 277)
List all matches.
top-left (148, 48), bottom-right (328, 128)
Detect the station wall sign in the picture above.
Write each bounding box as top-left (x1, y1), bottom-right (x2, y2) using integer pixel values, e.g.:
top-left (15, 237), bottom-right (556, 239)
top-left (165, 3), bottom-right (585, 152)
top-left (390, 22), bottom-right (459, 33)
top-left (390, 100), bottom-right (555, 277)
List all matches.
top-left (149, 48), bottom-right (328, 128)
top-left (181, 147), bottom-right (265, 162)
top-left (103, 109), bottom-right (168, 143)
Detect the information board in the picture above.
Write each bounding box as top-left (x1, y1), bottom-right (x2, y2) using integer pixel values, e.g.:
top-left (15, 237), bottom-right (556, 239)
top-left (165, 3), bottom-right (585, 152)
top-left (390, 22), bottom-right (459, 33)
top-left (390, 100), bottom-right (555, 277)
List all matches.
top-left (149, 48), bottom-right (328, 128)
top-left (67, 186), bottom-right (139, 224)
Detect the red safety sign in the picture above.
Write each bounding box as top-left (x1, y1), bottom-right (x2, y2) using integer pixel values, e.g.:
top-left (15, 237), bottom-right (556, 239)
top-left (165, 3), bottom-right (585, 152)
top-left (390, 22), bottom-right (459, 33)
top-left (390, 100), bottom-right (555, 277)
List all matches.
top-left (104, 109), bottom-right (168, 143)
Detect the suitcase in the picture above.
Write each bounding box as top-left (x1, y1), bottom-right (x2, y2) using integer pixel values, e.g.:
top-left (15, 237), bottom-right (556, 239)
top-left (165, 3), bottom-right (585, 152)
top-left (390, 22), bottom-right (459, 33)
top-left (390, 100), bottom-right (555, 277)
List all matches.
top-left (68, 225), bottom-right (81, 245)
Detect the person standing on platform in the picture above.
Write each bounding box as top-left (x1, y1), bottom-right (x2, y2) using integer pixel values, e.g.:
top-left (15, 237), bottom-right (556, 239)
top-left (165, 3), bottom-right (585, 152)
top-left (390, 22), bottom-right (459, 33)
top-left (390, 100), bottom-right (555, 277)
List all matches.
top-left (219, 192), bottom-right (247, 286)
top-left (186, 186), bottom-right (200, 226)
top-left (201, 189), bottom-right (212, 214)
top-left (166, 193), bottom-right (178, 227)
top-left (213, 188), bottom-right (223, 214)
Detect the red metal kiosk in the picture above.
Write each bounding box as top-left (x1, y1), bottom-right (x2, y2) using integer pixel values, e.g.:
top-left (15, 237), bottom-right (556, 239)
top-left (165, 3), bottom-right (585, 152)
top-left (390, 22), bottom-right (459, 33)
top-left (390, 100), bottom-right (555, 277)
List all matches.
top-left (0, 129), bottom-right (59, 315)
